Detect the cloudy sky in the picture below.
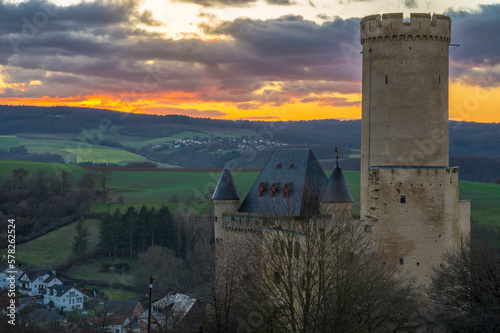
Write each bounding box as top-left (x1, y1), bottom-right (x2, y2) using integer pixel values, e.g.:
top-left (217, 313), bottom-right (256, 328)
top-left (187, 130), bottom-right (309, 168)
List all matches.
top-left (0, 0), bottom-right (499, 122)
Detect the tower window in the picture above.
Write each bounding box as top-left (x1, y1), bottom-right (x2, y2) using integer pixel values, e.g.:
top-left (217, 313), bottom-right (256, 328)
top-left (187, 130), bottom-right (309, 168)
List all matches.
top-left (215, 216), bottom-right (218, 222)
top-left (400, 196), bottom-right (406, 203)
top-left (439, 75), bottom-right (441, 84)
top-left (385, 75), bottom-right (388, 85)
top-left (399, 257), bottom-right (404, 265)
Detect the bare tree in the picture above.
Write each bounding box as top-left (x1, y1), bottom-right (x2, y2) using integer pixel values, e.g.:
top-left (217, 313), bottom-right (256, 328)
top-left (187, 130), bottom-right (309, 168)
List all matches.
top-left (138, 246), bottom-right (185, 294)
top-left (236, 206), bottom-right (416, 333)
top-left (427, 230), bottom-right (500, 332)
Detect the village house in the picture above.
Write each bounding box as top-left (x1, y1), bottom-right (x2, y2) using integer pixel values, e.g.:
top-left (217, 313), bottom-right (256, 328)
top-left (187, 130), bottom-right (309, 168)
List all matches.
top-left (17, 269), bottom-right (62, 296)
top-left (0, 263), bottom-right (23, 290)
top-left (44, 285), bottom-right (87, 311)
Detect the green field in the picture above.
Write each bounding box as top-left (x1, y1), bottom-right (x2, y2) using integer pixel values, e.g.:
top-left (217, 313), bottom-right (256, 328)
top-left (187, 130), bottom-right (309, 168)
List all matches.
top-left (0, 134), bottom-right (150, 165)
top-left (0, 159), bottom-right (85, 180)
top-left (15, 219), bottom-right (100, 268)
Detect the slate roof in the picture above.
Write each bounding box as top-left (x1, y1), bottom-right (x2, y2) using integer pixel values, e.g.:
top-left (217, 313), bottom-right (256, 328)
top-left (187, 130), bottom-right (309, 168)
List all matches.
top-left (23, 269), bottom-right (53, 282)
top-left (238, 148), bottom-right (327, 215)
top-left (321, 161), bottom-right (354, 203)
top-left (47, 285), bottom-right (75, 296)
top-left (212, 164), bottom-right (240, 200)
top-left (107, 300), bottom-right (143, 316)
top-left (43, 275), bottom-right (60, 284)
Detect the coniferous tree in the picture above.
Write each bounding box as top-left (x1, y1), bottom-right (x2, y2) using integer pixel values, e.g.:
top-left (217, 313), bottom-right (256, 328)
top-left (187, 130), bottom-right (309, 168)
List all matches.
top-left (137, 205), bottom-right (149, 252)
top-left (124, 206), bottom-right (138, 258)
top-left (72, 218), bottom-right (89, 258)
top-left (156, 205), bottom-right (176, 250)
top-left (99, 211), bottom-right (114, 257)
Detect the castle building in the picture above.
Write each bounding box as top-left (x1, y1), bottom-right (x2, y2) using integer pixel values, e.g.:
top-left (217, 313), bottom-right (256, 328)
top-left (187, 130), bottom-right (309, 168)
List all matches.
top-left (212, 148), bottom-right (354, 245)
top-left (360, 13), bottom-right (470, 286)
top-left (212, 13), bottom-right (471, 304)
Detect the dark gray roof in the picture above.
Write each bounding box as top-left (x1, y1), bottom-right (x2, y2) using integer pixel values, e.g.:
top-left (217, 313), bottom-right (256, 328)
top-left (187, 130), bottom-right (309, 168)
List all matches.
top-left (238, 148), bottom-right (327, 215)
top-left (107, 300), bottom-right (142, 315)
top-left (321, 162), bottom-right (354, 203)
top-left (212, 164), bottom-right (240, 200)
top-left (24, 269), bottom-right (52, 282)
top-left (47, 285), bottom-right (75, 296)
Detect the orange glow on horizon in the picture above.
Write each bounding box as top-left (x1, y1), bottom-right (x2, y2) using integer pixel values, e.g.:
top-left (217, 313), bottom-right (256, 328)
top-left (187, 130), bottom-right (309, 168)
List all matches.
top-left (0, 81), bottom-right (498, 123)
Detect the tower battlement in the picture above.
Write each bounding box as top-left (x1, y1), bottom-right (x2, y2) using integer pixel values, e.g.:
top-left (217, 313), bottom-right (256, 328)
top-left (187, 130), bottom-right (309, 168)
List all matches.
top-left (361, 13), bottom-right (451, 44)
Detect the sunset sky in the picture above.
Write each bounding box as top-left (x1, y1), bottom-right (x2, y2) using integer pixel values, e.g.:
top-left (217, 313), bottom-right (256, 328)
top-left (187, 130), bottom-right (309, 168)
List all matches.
top-left (0, 0), bottom-right (499, 122)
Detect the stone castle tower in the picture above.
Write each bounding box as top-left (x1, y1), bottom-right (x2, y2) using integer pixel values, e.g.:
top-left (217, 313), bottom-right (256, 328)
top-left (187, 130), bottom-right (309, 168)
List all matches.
top-left (360, 13), bottom-right (470, 286)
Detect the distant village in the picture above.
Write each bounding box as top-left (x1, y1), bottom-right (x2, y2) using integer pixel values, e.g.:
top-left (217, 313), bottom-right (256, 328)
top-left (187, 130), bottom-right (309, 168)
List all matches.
top-left (149, 136), bottom-right (286, 152)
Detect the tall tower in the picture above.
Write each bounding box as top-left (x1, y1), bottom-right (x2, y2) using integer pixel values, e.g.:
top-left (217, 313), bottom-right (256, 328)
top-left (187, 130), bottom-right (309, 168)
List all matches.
top-left (360, 13), bottom-right (470, 287)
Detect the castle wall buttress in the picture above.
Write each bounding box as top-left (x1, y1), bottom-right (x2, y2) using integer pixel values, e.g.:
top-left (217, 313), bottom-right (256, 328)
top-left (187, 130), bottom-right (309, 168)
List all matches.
top-left (367, 167), bottom-right (465, 287)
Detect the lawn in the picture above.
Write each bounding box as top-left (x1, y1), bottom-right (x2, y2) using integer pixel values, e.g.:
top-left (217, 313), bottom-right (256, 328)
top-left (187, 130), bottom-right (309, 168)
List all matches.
top-left (15, 219), bottom-right (100, 268)
top-left (65, 258), bottom-right (143, 289)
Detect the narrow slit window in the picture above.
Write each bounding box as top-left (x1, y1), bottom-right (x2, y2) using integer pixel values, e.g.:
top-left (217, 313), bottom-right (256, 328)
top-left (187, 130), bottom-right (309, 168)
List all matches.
top-left (439, 75), bottom-right (441, 84)
top-left (385, 75), bottom-right (388, 85)
top-left (399, 257), bottom-right (404, 265)
top-left (400, 196), bottom-right (406, 204)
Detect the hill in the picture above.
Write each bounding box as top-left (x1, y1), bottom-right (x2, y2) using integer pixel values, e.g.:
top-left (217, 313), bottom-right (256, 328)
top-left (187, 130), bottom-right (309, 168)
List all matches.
top-left (1, 105), bottom-right (500, 182)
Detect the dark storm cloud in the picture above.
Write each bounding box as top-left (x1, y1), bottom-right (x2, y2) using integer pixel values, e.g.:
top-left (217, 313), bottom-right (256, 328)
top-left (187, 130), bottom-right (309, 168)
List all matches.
top-left (0, 0), bottom-right (363, 106)
top-left (404, 0), bottom-right (418, 9)
top-left (449, 4), bottom-right (500, 86)
top-left (173, 0), bottom-right (257, 7)
top-left (267, 0), bottom-right (295, 5)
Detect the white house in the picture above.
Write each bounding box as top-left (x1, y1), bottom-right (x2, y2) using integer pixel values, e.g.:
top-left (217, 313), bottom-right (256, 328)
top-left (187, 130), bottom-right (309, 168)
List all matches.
top-left (44, 285), bottom-right (87, 311)
top-left (17, 269), bottom-right (62, 296)
top-left (0, 264), bottom-right (23, 290)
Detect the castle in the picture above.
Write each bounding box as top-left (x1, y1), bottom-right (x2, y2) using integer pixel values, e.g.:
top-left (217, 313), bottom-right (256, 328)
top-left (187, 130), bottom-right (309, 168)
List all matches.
top-left (212, 12), bottom-right (470, 292)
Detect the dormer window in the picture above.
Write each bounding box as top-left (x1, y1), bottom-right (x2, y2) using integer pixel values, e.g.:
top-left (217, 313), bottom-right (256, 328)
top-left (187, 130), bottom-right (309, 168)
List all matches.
top-left (259, 183), bottom-right (266, 197)
top-left (270, 183), bottom-right (279, 198)
top-left (289, 164), bottom-right (294, 169)
top-left (276, 163), bottom-right (281, 169)
top-left (283, 184), bottom-right (289, 198)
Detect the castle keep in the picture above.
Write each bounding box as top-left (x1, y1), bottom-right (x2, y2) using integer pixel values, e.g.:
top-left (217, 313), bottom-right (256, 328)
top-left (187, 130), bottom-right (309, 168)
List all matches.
top-left (360, 13), bottom-right (470, 286)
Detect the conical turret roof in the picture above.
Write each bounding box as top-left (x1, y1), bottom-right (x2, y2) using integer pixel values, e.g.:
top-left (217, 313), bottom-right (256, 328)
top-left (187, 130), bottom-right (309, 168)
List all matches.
top-left (212, 164), bottom-right (240, 200)
top-left (321, 161), bottom-right (354, 203)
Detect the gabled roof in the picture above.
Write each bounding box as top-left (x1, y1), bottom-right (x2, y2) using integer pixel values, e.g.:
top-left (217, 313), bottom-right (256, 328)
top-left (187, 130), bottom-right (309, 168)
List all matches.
top-left (22, 269), bottom-right (52, 282)
top-left (43, 275), bottom-right (61, 284)
top-left (239, 148), bottom-right (327, 215)
top-left (47, 285), bottom-right (76, 296)
top-left (212, 164), bottom-right (240, 200)
top-left (321, 161), bottom-right (354, 203)
top-left (107, 300), bottom-right (143, 316)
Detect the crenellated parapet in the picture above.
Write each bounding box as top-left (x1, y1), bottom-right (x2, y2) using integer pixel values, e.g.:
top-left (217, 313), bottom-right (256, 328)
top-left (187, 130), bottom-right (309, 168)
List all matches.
top-left (360, 13), bottom-right (451, 44)
top-left (221, 212), bottom-right (267, 232)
